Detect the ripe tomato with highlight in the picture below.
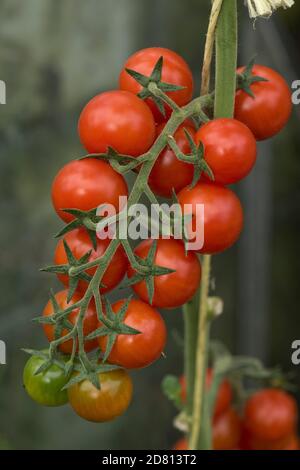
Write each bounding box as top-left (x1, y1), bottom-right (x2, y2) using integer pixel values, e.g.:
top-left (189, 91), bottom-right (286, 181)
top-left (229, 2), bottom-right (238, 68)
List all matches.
top-left (78, 90), bottom-right (155, 155)
top-left (98, 299), bottom-right (166, 369)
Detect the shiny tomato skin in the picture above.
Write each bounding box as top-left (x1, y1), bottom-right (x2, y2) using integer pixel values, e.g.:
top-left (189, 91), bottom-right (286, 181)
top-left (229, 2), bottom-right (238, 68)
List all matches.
top-left (213, 408), bottom-right (241, 450)
top-left (127, 239), bottom-right (201, 308)
top-left (43, 290), bottom-right (98, 354)
top-left (78, 90), bottom-right (155, 155)
top-left (148, 124), bottom-right (195, 197)
top-left (54, 228), bottom-right (128, 294)
top-left (98, 299), bottom-right (166, 369)
top-left (173, 438), bottom-right (188, 450)
top-left (180, 368), bottom-right (232, 418)
top-left (178, 182), bottom-right (243, 254)
top-left (119, 47), bottom-right (193, 122)
top-left (249, 433), bottom-right (299, 450)
top-left (195, 118), bottom-right (257, 185)
top-left (235, 65), bottom-right (292, 141)
top-left (51, 158), bottom-right (128, 223)
top-left (244, 388), bottom-right (298, 441)
top-left (68, 369), bottom-right (133, 422)
top-left (23, 354), bottom-right (69, 407)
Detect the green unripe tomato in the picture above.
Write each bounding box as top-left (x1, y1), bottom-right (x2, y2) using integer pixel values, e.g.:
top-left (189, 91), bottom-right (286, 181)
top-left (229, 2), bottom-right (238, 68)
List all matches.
top-left (23, 353), bottom-right (69, 407)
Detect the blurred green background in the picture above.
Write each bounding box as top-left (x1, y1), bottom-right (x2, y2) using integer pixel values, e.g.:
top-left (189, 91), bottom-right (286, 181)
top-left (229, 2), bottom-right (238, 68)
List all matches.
top-left (0, 0), bottom-right (299, 450)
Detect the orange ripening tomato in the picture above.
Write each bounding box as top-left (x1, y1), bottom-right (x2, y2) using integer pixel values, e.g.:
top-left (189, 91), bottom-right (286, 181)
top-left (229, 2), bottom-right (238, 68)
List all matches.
top-left (42, 290), bottom-right (98, 354)
top-left (244, 388), bottom-right (298, 442)
top-left (54, 228), bottom-right (128, 294)
top-left (127, 239), bottom-right (201, 309)
top-left (119, 47), bottom-right (193, 123)
top-left (51, 159), bottom-right (128, 223)
top-left (195, 118), bottom-right (257, 185)
top-left (68, 369), bottom-right (133, 423)
top-left (98, 299), bottom-right (167, 369)
top-left (78, 90), bottom-right (155, 156)
top-left (178, 182), bottom-right (243, 254)
top-left (148, 123), bottom-right (195, 198)
top-left (180, 368), bottom-right (232, 418)
top-left (235, 65), bottom-right (292, 141)
top-left (213, 408), bottom-right (241, 450)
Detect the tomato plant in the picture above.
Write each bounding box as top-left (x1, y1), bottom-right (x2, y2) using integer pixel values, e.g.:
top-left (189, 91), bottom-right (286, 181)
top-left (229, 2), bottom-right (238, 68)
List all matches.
top-left (43, 290), bottom-right (98, 354)
top-left (127, 239), bottom-right (201, 308)
top-left (23, 354), bottom-right (69, 407)
top-left (98, 299), bottom-right (166, 369)
top-left (235, 65), bottom-right (292, 141)
top-left (178, 182), bottom-right (244, 254)
top-left (68, 369), bottom-right (133, 422)
top-left (195, 118), bottom-right (257, 185)
top-left (244, 388), bottom-right (297, 442)
top-left (54, 228), bottom-right (128, 293)
top-left (148, 123), bottom-right (195, 197)
top-left (52, 158), bottom-right (128, 223)
top-left (119, 47), bottom-right (193, 122)
top-left (25, 0), bottom-right (296, 452)
top-left (78, 90), bottom-right (156, 155)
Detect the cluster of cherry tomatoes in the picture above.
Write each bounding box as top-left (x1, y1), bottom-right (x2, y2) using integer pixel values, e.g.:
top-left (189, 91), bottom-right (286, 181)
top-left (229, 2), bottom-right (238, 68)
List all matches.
top-left (175, 372), bottom-right (299, 450)
top-left (23, 46), bottom-right (292, 429)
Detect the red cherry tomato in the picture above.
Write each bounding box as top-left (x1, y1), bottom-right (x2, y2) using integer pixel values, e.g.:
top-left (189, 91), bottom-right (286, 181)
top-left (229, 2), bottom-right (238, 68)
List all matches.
top-left (119, 47), bottom-right (194, 122)
top-left (54, 228), bottom-right (128, 294)
top-left (213, 408), bottom-right (241, 450)
top-left (235, 65), bottom-right (292, 141)
top-left (78, 90), bottom-right (155, 156)
top-left (178, 182), bottom-right (243, 254)
top-left (173, 438), bottom-right (188, 450)
top-left (249, 433), bottom-right (299, 450)
top-left (180, 368), bottom-right (232, 418)
top-left (244, 388), bottom-right (298, 441)
top-left (98, 299), bottom-right (167, 369)
top-left (51, 158), bottom-right (128, 223)
top-left (148, 123), bottom-right (195, 197)
top-left (68, 369), bottom-right (133, 423)
top-left (127, 239), bottom-right (201, 308)
top-left (43, 290), bottom-right (98, 354)
top-left (195, 118), bottom-right (257, 185)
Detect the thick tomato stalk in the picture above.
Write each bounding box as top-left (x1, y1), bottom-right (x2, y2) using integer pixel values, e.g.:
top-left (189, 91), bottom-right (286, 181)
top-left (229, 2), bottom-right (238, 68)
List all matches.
top-left (54, 228), bottom-right (128, 294)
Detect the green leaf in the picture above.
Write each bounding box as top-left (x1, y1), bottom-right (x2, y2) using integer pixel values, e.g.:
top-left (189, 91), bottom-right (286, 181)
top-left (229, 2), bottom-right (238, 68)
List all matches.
top-left (162, 375), bottom-right (182, 410)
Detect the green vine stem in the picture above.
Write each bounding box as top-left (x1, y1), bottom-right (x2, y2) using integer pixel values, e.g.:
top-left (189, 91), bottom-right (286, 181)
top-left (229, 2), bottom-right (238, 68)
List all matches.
top-left (189, 0), bottom-right (238, 451)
